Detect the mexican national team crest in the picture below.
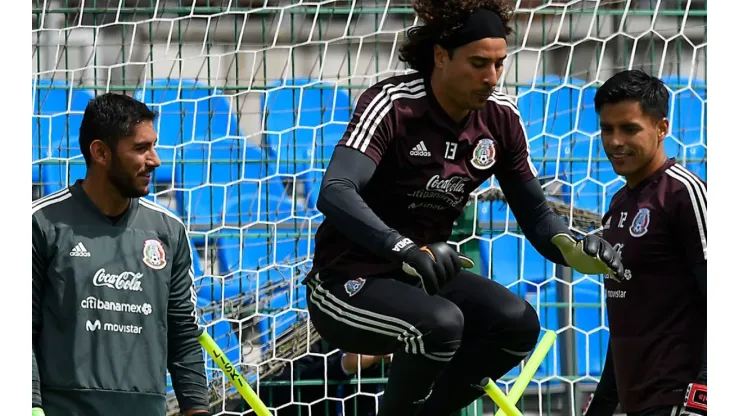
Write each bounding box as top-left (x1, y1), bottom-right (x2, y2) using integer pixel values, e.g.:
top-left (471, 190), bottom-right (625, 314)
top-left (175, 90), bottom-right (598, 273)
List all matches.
top-left (471, 138), bottom-right (496, 170)
top-left (142, 239), bottom-right (167, 270)
top-left (629, 208), bottom-right (651, 238)
top-left (344, 278), bottom-right (366, 297)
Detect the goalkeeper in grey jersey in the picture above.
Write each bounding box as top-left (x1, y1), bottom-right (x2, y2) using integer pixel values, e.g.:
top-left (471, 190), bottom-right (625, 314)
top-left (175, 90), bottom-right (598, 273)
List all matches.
top-left (32, 94), bottom-right (210, 416)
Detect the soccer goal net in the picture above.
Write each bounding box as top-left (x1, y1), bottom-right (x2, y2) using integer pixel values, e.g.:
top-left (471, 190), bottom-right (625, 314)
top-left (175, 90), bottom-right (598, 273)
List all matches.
top-left (31, 1), bottom-right (707, 415)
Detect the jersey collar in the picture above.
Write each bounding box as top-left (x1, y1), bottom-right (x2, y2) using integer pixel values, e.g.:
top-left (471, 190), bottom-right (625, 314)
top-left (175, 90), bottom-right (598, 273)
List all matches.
top-left (627, 158), bottom-right (676, 194)
top-left (70, 180), bottom-right (140, 227)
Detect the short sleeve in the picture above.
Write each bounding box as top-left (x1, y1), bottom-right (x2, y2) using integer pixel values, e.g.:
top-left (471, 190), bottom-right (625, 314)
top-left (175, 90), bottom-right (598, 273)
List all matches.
top-left (491, 97), bottom-right (538, 184)
top-left (338, 85), bottom-right (396, 165)
top-left (671, 170), bottom-right (707, 264)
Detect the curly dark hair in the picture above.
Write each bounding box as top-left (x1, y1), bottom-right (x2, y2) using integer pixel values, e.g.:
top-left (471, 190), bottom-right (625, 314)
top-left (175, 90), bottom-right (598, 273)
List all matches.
top-left (398, 0), bottom-right (515, 76)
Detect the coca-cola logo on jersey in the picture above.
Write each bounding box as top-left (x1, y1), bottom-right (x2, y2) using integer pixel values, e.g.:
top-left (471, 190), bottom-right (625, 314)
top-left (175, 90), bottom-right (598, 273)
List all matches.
top-left (426, 175), bottom-right (469, 195)
top-left (409, 175), bottom-right (470, 209)
top-left (93, 268), bottom-right (143, 292)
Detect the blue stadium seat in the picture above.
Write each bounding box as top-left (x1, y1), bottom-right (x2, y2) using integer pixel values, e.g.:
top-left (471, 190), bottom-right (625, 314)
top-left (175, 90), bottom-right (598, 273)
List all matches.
top-left (480, 233), bottom-right (556, 289)
top-left (261, 78), bottom-right (353, 214)
top-left (31, 79), bottom-right (94, 160)
top-left (477, 191), bottom-right (520, 290)
top-left (496, 284), bottom-right (561, 388)
top-left (483, 262), bottom-right (606, 387)
top-left (686, 145), bottom-right (706, 180)
top-left (516, 75), bottom-right (602, 183)
top-left (263, 285), bottom-right (308, 352)
top-left (479, 235), bottom-right (516, 288)
top-left (39, 160), bottom-right (87, 196)
top-left (302, 130), bottom-right (344, 217)
top-left (517, 76), bottom-right (613, 217)
top-left (167, 306), bottom-right (242, 394)
top-left (215, 220), bottom-right (314, 282)
top-left (479, 234), bottom-right (558, 386)
top-left (169, 306), bottom-right (248, 394)
top-left (32, 80), bottom-right (93, 193)
top-left (517, 76), bottom-right (603, 193)
top-left (205, 230), bottom-right (300, 305)
top-left (662, 75), bottom-right (707, 180)
top-left (196, 270), bottom-right (259, 307)
top-left (133, 79), bottom-right (241, 184)
top-left (175, 138), bottom-right (246, 230)
top-left (214, 199), bottom-right (300, 281)
top-left (178, 142), bottom-right (291, 247)
top-left (166, 372), bottom-right (174, 395)
top-left (572, 280), bottom-right (610, 379)
top-left (516, 75), bottom-right (565, 182)
top-left (213, 218), bottom-right (314, 351)
top-left (201, 311), bottom-right (242, 395)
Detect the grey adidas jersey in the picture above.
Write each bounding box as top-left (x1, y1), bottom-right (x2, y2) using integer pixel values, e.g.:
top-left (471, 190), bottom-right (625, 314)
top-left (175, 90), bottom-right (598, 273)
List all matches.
top-left (31, 181), bottom-right (209, 416)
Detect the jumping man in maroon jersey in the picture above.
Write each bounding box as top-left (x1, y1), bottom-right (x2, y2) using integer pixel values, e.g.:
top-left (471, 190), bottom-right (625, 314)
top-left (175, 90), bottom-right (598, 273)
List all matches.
top-left (583, 70), bottom-right (707, 416)
top-left (304, 1), bottom-right (626, 415)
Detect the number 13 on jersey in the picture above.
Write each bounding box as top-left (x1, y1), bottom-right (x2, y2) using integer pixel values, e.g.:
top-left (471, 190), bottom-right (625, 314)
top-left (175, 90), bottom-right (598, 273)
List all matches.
top-left (445, 142), bottom-right (458, 160)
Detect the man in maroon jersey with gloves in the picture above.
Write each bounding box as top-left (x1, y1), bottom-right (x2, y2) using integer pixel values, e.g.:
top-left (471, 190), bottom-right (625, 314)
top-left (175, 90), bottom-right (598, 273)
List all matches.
top-left (583, 70), bottom-right (707, 416)
top-left (302, 1), bottom-right (626, 415)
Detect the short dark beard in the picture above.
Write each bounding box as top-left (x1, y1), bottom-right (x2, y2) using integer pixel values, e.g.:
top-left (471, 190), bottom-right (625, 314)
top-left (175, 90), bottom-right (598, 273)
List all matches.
top-left (108, 153), bottom-right (147, 198)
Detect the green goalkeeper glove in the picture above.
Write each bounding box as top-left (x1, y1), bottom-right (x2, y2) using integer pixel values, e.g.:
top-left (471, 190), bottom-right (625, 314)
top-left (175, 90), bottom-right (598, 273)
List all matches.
top-left (552, 233), bottom-right (626, 282)
top-left (32, 408), bottom-right (45, 416)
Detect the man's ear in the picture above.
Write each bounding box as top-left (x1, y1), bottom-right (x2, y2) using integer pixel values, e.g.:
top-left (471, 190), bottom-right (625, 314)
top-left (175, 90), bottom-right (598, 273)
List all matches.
top-left (89, 140), bottom-right (111, 167)
top-left (656, 117), bottom-right (669, 142)
top-left (433, 44), bottom-right (450, 69)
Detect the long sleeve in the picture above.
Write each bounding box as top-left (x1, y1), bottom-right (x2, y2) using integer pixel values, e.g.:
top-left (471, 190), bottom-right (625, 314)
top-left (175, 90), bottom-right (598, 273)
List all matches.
top-left (32, 351), bottom-right (41, 408)
top-left (32, 215), bottom-right (45, 409)
top-left (694, 261), bottom-right (707, 383)
top-left (316, 146), bottom-right (406, 259)
top-left (585, 344), bottom-right (620, 415)
top-left (168, 225), bottom-right (209, 412)
top-left (672, 173), bottom-right (707, 382)
top-left (498, 176), bottom-right (570, 265)
top-left (492, 97), bottom-right (569, 266)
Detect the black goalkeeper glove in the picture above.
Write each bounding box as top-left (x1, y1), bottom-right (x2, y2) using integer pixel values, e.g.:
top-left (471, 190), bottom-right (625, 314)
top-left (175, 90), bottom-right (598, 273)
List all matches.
top-left (552, 233), bottom-right (626, 282)
top-left (391, 238), bottom-right (473, 295)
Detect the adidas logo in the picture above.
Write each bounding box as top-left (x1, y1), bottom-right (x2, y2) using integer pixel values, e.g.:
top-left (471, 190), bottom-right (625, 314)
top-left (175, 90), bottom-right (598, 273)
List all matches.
top-left (70, 242), bottom-right (91, 257)
top-left (410, 141), bottom-right (431, 157)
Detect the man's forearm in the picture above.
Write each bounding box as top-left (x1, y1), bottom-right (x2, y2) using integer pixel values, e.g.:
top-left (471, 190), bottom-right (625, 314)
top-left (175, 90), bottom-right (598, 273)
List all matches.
top-left (694, 261), bottom-right (707, 383)
top-left (32, 349), bottom-right (42, 408)
top-left (32, 238), bottom-right (45, 410)
top-left (168, 335), bottom-right (209, 412)
top-left (499, 177), bottom-right (570, 265)
top-left (318, 178), bottom-right (403, 256)
top-left (169, 229), bottom-right (210, 413)
top-left (317, 146), bottom-right (405, 259)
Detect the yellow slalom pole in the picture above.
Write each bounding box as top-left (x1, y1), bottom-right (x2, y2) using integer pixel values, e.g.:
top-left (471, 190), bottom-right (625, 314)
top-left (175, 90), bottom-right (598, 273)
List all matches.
top-left (479, 377), bottom-right (523, 416)
top-left (197, 331), bottom-right (273, 416)
top-left (493, 330), bottom-right (558, 416)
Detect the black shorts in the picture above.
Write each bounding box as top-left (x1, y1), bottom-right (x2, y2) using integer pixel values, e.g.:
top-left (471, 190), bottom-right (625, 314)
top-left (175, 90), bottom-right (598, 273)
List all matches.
top-left (305, 268), bottom-right (538, 360)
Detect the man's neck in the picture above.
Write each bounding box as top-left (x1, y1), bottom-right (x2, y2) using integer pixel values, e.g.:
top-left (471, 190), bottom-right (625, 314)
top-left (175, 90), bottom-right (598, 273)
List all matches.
top-left (430, 70), bottom-right (469, 122)
top-left (81, 175), bottom-right (130, 217)
top-left (626, 153), bottom-right (668, 189)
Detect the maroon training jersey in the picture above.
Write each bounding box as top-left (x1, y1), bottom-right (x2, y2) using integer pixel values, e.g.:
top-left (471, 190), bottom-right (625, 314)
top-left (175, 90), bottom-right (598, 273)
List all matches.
top-left (310, 73), bottom-right (537, 279)
top-left (601, 159), bottom-right (707, 412)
